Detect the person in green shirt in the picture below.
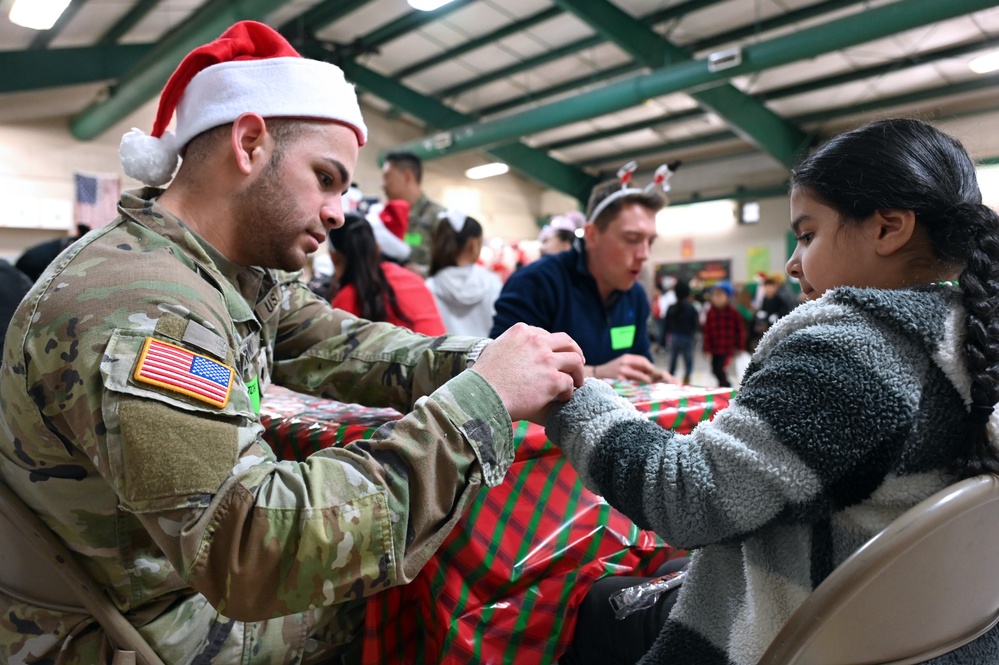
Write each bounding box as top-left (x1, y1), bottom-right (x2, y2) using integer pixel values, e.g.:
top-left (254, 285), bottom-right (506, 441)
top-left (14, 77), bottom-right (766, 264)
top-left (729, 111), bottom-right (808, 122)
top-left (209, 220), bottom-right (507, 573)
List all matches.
top-left (381, 150), bottom-right (446, 276)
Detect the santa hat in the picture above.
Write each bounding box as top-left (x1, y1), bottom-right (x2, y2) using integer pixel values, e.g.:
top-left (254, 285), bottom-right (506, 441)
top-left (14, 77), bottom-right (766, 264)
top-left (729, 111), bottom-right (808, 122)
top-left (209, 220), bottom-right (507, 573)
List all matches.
top-left (379, 200), bottom-right (410, 241)
top-left (367, 200), bottom-right (411, 262)
top-left (120, 20), bottom-right (368, 187)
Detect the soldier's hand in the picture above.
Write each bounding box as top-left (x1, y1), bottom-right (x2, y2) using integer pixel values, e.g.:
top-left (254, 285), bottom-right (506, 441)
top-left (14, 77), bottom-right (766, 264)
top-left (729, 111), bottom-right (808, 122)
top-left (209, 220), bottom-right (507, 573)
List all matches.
top-left (473, 323), bottom-right (585, 424)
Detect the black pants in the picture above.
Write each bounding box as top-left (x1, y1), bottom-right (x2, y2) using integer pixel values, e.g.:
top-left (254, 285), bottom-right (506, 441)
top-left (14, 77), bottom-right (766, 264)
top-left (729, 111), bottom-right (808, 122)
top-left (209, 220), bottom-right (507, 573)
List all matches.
top-left (559, 557), bottom-right (689, 665)
top-left (711, 353), bottom-right (731, 387)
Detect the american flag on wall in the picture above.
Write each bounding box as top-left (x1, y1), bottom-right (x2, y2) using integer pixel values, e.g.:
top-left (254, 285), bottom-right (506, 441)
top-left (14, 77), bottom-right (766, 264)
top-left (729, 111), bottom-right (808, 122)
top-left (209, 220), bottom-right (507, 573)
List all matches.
top-left (74, 172), bottom-right (120, 229)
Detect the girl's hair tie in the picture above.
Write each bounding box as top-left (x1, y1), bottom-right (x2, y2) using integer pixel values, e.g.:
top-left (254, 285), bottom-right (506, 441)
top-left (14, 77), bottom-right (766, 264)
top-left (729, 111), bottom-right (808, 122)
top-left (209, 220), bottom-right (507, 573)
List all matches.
top-left (968, 404), bottom-right (995, 425)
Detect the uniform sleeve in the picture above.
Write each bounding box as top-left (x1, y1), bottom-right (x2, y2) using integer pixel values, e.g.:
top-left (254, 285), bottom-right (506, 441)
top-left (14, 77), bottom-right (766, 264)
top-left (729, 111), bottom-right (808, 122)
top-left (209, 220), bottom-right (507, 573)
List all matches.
top-left (269, 276), bottom-right (480, 413)
top-left (489, 266), bottom-right (554, 338)
top-left (546, 315), bottom-right (932, 550)
top-left (92, 278), bottom-right (511, 622)
top-left (99, 339), bottom-right (509, 622)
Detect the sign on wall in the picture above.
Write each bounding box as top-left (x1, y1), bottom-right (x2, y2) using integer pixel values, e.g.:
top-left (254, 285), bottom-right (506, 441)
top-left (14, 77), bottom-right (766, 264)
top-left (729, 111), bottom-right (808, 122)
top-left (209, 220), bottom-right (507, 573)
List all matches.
top-left (655, 259), bottom-right (731, 289)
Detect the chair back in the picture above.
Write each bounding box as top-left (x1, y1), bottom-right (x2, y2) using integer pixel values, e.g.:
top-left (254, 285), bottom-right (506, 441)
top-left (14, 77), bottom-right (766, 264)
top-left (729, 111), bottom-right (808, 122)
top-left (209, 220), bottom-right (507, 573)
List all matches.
top-left (0, 478), bottom-right (166, 665)
top-left (758, 474), bottom-right (999, 665)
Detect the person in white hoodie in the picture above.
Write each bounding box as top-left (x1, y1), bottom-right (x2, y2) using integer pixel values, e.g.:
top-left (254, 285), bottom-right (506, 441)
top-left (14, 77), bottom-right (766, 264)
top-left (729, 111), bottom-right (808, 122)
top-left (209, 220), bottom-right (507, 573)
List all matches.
top-left (426, 209), bottom-right (503, 337)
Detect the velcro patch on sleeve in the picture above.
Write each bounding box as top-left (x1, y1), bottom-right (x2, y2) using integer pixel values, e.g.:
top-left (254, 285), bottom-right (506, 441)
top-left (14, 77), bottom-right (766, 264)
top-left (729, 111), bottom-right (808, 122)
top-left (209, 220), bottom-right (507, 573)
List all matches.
top-left (133, 337), bottom-right (234, 408)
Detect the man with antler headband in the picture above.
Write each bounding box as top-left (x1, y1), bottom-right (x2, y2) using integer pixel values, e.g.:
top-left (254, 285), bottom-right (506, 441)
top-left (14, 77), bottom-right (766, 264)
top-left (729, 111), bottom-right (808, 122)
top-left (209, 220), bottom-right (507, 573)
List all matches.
top-left (491, 163), bottom-right (676, 383)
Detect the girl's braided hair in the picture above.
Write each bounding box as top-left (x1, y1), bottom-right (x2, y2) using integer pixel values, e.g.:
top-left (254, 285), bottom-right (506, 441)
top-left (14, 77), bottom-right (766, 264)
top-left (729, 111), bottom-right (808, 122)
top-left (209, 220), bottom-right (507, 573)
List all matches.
top-left (792, 117), bottom-right (999, 477)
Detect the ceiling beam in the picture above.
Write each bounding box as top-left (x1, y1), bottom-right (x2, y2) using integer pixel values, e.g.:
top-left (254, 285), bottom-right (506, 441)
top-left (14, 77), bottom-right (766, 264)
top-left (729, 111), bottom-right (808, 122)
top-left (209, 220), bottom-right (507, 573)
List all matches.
top-left (311, 45), bottom-right (597, 202)
top-left (544, 34), bottom-right (999, 154)
top-left (393, 6), bottom-right (563, 80)
top-left (434, 0), bottom-right (729, 101)
top-left (70, 0), bottom-right (293, 140)
top-left (390, 0), bottom-right (998, 162)
top-left (583, 74), bottom-right (999, 169)
top-left (477, 0), bottom-right (863, 118)
top-left (0, 44), bottom-right (154, 94)
top-left (278, 0), bottom-right (371, 36)
top-left (684, 0), bottom-right (860, 55)
top-left (29, 0), bottom-right (92, 50)
top-left (553, 0), bottom-right (810, 167)
top-left (98, 0), bottom-right (163, 45)
top-left (334, 0), bottom-right (475, 60)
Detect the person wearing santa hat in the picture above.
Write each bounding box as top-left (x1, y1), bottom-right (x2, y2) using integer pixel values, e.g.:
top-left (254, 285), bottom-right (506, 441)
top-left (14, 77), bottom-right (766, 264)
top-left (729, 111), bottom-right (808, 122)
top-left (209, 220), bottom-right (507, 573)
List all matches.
top-left (327, 207), bottom-right (446, 336)
top-left (0, 20), bottom-right (584, 665)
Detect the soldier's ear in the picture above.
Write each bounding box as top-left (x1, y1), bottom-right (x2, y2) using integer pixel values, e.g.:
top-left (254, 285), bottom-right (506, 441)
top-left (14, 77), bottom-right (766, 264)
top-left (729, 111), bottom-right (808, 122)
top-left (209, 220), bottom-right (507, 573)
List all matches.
top-left (231, 113), bottom-right (269, 175)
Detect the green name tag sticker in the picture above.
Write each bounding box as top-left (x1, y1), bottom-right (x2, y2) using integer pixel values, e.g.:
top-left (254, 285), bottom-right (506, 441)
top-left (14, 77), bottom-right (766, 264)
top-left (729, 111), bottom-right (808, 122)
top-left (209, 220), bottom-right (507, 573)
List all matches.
top-left (404, 232), bottom-right (422, 246)
top-left (610, 325), bottom-right (636, 350)
top-left (246, 376), bottom-right (261, 414)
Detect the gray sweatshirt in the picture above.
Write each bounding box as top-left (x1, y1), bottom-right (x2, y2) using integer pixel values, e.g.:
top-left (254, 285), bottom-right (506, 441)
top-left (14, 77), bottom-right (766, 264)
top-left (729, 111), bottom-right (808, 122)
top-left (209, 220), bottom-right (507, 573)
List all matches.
top-left (547, 285), bottom-right (999, 665)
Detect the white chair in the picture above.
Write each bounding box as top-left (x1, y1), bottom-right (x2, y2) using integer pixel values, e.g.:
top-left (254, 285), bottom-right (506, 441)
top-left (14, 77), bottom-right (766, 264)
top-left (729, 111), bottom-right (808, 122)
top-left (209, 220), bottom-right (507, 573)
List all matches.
top-left (758, 474), bottom-right (999, 665)
top-left (0, 478), bottom-right (166, 665)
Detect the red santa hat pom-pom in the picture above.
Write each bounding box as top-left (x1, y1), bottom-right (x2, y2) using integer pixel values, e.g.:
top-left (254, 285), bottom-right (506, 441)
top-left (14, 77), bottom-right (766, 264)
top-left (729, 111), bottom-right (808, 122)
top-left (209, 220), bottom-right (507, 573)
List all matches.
top-left (120, 128), bottom-right (180, 187)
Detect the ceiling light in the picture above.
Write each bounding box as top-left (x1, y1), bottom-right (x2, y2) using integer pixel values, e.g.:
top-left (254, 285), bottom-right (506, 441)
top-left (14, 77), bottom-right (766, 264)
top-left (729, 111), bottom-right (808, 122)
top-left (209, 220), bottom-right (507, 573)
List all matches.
top-left (970, 51), bottom-right (999, 75)
top-left (407, 0), bottom-right (456, 11)
top-left (465, 163), bottom-right (509, 180)
top-left (8, 0), bottom-right (71, 30)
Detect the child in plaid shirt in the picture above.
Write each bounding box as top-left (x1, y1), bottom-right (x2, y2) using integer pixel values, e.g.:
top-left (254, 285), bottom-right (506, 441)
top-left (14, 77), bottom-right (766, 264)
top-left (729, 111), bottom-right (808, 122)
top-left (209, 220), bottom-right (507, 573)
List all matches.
top-left (701, 281), bottom-right (745, 387)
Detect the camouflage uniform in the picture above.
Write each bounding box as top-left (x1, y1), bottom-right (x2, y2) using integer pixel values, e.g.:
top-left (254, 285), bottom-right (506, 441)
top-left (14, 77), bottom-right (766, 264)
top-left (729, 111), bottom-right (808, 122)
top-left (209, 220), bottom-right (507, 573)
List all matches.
top-left (406, 194), bottom-right (446, 274)
top-left (0, 188), bottom-right (511, 664)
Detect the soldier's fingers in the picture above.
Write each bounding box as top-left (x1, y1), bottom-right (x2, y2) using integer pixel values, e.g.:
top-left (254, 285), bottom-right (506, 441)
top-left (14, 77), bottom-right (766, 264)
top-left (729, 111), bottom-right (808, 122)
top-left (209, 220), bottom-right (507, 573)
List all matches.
top-left (547, 332), bottom-right (585, 362)
top-left (552, 351), bottom-right (586, 388)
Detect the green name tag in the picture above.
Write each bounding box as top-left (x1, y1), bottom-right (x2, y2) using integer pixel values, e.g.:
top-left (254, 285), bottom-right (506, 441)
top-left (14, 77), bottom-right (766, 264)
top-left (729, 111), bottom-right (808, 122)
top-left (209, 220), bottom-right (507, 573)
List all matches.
top-left (246, 376), bottom-right (261, 414)
top-left (610, 325), bottom-right (636, 350)
top-left (404, 232), bottom-right (422, 246)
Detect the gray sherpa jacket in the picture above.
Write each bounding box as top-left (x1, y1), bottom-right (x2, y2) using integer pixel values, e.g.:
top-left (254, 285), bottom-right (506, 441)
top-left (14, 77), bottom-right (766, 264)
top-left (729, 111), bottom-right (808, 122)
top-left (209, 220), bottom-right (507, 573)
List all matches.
top-left (547, 285), bottom-right (999, 665)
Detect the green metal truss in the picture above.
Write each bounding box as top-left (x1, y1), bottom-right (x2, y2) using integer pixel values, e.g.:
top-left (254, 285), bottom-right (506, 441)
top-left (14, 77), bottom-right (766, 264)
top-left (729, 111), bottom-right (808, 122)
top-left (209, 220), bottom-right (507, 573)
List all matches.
top-left (552, 0), bottom-right (811, 168)
top-left (298, 42), bottom-right (597, 201)
top-left (389, 0), bottom-right (999, 163)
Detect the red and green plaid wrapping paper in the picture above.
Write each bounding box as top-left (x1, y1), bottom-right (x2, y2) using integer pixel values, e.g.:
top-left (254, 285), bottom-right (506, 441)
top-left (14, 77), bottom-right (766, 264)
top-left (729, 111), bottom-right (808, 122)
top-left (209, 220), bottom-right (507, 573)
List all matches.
top-left (259, 381), bottom-right (735, 664)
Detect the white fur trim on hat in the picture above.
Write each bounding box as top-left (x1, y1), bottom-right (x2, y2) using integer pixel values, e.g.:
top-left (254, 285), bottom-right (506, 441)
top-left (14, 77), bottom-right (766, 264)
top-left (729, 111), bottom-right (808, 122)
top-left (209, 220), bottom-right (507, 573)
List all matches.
top-left (176, 57), bottom-right (367, 150)
top-left (120, 57), bottom-right (368, 186)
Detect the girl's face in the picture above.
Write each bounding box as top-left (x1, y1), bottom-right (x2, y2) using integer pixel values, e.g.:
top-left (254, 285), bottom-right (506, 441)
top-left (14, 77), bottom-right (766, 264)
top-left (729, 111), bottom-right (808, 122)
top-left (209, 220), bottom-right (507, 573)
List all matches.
top-left (786, 189), bottom-right (883, 300)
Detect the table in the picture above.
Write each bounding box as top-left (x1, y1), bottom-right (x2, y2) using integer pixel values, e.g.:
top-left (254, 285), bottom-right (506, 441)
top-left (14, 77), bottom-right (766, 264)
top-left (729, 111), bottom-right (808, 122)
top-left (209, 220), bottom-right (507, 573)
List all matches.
top-left (259, 381), bottom-right (735, 664)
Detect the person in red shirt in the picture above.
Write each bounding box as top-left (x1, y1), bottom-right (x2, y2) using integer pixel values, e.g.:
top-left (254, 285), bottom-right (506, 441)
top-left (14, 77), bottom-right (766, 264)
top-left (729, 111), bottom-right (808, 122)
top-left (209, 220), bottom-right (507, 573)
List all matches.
top-left (702, 280), bottom-right (745, 387)
top-left (327, 211), bottom-right (446, 335)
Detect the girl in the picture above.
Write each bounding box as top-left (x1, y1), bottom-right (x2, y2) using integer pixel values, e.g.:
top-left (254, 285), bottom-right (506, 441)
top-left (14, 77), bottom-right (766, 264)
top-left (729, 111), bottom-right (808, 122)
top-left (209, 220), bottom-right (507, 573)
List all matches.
top-left (328, 212), bottom-right (445, 335)
top-left (550, 118), bottom-right (999, 665)
top-left (425, 209), bottom-right (502, 337)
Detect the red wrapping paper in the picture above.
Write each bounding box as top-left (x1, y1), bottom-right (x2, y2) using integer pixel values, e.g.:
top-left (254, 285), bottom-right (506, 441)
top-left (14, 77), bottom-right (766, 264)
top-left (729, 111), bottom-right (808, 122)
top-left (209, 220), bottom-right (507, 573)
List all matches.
top-left (259, 381), bottom-right (734, 664)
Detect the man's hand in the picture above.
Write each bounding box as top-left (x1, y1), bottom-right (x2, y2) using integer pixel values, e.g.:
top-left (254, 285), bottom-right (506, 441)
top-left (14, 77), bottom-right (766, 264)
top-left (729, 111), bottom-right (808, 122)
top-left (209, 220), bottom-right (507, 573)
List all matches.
top-left (472, 323), bottom-right (585, 424)
top-left (593, 354), bottom-right (677, 384)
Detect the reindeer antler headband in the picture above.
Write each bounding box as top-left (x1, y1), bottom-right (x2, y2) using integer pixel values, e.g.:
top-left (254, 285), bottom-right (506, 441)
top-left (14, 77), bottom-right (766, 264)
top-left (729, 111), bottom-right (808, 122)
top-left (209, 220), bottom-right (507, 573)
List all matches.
top-left (587, 161), bottom-right (677, 223)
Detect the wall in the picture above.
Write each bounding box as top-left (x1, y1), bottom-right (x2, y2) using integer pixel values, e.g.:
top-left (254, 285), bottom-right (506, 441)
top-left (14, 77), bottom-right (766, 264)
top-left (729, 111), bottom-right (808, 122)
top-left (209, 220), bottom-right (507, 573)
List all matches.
top-left (648, 195), bottom-right (791, 288)
top-left (0, 97), bottom-right (157, 260)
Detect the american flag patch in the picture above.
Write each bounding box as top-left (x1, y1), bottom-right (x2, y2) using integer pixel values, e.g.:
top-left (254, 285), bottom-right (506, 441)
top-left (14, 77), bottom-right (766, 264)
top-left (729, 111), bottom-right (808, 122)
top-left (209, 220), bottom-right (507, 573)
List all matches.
top-left (133, 337), bottom-right (233, 408)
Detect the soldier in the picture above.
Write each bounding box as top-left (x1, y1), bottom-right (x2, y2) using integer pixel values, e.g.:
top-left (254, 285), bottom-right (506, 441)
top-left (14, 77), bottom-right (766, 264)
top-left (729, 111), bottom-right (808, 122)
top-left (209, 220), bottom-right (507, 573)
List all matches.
top-left (0, 21), bottom-right (583, 665)
top-left (381, 150), bottom-right (446, 276)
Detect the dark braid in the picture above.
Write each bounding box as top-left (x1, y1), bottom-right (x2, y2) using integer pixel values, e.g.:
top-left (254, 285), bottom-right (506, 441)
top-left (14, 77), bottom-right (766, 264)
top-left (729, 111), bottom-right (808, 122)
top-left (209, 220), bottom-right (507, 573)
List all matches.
top-left (955, 201), bottom-right (999, 475)
top-left (792, 118), bottom-right (999, 477)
